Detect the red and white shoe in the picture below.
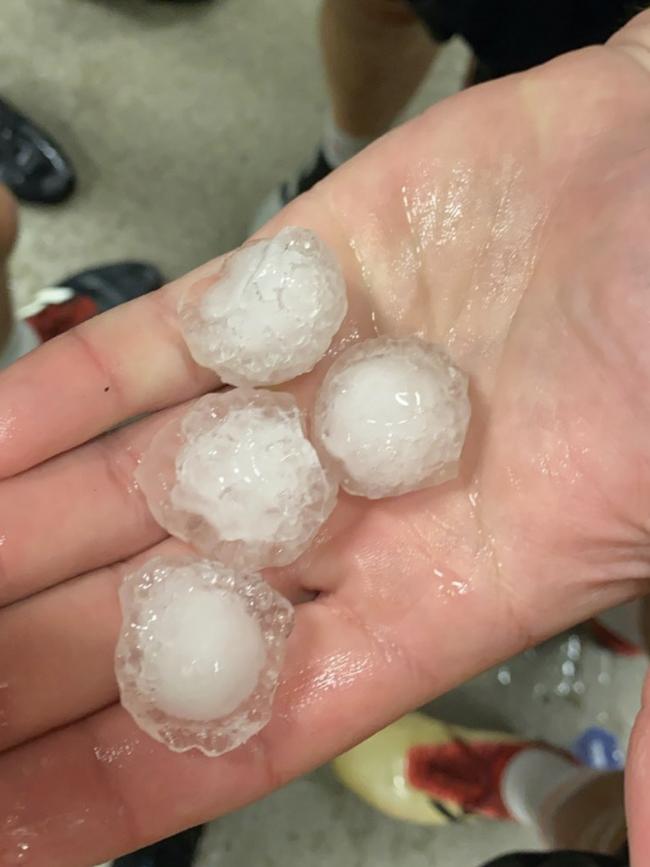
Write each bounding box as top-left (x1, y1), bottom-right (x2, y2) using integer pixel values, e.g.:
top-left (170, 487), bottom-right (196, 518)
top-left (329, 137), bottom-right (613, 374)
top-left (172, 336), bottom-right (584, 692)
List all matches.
top-left (18, 261), bottom-right (164, 343)
top-left (333, 712), bottom-right (576, 826)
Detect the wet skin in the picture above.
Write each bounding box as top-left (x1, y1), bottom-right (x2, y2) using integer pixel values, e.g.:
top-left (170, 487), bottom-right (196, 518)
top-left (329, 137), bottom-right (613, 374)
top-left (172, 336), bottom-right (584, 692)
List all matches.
top-left (2, 13), bottom-right (650, 865)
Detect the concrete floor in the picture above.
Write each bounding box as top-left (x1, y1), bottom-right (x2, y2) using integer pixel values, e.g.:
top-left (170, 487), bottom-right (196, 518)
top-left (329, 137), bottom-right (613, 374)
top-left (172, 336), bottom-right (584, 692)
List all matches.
top-left (3, 1), bottom-right (646, 865)
top-left (5, 0), bottom-right (465, 306)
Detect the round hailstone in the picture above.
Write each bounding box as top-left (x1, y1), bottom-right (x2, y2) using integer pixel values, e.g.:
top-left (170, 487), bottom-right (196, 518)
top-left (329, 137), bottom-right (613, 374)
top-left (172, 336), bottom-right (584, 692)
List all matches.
top-left (136, 390), bottom-right (338, 571)
top-left (178, 226), bottom-right (348, 387)
top-left (115, 555), bottom-right (294, 756)
top-left (313, 337), bottom-right (471, 499)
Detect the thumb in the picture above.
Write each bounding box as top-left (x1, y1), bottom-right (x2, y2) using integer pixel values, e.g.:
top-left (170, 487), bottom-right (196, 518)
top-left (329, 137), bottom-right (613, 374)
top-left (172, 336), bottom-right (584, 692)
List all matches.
top-left (605, 10), bottom-right (650, 865)
top-left (625, 660), bottom-right (650, 867)
top-left (609, 7), bottom-right (650, 73)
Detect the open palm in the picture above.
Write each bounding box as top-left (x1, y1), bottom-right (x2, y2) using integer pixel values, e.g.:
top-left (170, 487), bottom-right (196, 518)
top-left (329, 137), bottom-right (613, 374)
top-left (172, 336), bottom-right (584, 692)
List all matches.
top-left (3, 14), bottom-right (650, 866)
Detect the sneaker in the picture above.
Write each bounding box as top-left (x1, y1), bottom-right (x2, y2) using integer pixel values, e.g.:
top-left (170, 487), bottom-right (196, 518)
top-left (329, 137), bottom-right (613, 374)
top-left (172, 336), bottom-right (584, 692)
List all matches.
top-left (0, 97), bottom-right (76, 205)
top-left (249, 149), bottom-right (334, 234)
top-left (18, 261), bottom-right (164, 342)
top-left (332, 712), bottom-right (574, 825)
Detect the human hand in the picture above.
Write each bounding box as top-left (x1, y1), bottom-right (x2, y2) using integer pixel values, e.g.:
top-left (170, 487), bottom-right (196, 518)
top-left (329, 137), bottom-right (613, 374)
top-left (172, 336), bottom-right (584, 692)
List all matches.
top-left (3, 13), bottom-right (650, 864)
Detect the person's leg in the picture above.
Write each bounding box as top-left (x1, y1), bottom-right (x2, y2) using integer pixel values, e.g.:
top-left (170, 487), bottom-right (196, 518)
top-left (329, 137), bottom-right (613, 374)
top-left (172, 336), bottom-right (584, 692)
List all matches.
top-left (250, 0), bottom-right (442, 231)
top-left (321, 0), bottom-right (438, 145)
top-left (540, 771), bottom-right (627, 855)
top-left (502, 750), bottom-right (626, 856)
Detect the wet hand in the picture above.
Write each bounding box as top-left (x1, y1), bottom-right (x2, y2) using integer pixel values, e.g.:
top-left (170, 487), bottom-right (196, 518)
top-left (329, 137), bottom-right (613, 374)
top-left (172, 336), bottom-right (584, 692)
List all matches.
top-left (2, 12), bottom-right (650, 864)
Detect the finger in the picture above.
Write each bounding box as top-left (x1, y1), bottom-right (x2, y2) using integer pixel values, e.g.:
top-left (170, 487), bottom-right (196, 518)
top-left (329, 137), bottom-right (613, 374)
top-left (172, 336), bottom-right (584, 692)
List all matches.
top-left (0, 366), bottom-right (352, 606)
top-left (624, 667), bottom-right (650, 866)
top-left (0, 205), bottom-right (371, 483)
top-left (0, 410), bottom-right (169, 605)
top-left (0, 286), bottom-right (217, 481)
top-left (609, 8), bottom-right (650, 74)
top-left (0, 75), bottom-right (526, 484)
top-left (0, 593), bottom-right (495, 867)
top-left (3, 531), bottom-right (647, 867)
top-left (0, 537), bottom-right (310, 752)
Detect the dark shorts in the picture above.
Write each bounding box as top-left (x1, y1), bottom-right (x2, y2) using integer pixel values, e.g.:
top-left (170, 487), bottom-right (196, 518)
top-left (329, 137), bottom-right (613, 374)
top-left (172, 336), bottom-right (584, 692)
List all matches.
top-left (406, 0), bottom-right (641, 78)
top-left (483, 850), bottom-right (628, 867)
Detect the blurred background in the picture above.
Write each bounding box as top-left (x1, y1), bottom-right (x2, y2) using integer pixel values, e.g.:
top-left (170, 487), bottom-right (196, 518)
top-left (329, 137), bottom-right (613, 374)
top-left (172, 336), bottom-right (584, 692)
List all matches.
top-left (3, 1), bottom-right (644, 865)
top-left (6, 0), bottom-right (465, 306)
top-left (188, 634), bottom-right (645, 867)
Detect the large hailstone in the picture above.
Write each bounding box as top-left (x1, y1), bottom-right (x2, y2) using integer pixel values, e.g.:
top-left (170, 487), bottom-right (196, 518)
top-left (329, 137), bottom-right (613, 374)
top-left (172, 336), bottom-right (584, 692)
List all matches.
top-left (313, 337), bottom-right (470, 499)
top-left (178, 227), bottom-right (348, 387)
top-left (115, 555), bottom-right (294, 756)
top-left (136, 390), bottom-right (338, 571)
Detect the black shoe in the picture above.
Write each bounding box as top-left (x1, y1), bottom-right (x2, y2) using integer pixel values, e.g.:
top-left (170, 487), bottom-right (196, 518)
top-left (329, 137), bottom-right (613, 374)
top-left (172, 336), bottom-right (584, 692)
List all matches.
top-left (0, 98), bottom-right (75, 204)
top-left (57, 261), bottom-right (164, 311)
top-left (112, 826), bottom-right (205, 867)
top-left (21, 261), bottom-right (164, 342)
top-left (281, 149), bottom-right (333, 202)
top-left (249, 149), bottom-right (334, 233)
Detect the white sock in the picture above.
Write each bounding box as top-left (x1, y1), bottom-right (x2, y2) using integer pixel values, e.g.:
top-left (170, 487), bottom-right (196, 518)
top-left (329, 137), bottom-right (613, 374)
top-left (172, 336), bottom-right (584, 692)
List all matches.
top-left (321, 115), bottom-right (375, 168)
top-left (501, 748), bottom-right (594, 826)
top-left (0, 319), bottom-right (40, 370)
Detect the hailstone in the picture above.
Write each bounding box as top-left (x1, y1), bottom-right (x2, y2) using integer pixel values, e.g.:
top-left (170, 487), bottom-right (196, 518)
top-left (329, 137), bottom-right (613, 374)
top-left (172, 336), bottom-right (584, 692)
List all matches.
top-left (313, 337), bottom-right (470, 498)
top-left (115, 555), bottom-right (294, 756)
top-left (178, 227), bottom-right (348, 387)
top-left (136, 390), bottom-right (338, 570)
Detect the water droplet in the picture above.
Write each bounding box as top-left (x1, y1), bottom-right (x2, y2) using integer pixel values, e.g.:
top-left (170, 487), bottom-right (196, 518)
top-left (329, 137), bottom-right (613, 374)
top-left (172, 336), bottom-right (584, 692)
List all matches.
top-left (12, 842), bottom-right (30, 864)
top-left (532, 682), bottom-right (547, 699)
top-left (566, 635), bottom-right (582, 660)
top-left (497, 667), bottom-right (511, 686)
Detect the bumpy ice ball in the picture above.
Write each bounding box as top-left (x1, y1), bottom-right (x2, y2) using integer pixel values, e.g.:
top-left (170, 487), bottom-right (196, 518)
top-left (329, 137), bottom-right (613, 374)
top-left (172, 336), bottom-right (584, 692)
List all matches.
top-left (178, 227), bottom-right (348, 387)
top-left (136, 390), bottom-right (338, 570)
top-left (313, 337), bottom-right (470, 499)
top-left (115, 555), bottom-right (294, 756)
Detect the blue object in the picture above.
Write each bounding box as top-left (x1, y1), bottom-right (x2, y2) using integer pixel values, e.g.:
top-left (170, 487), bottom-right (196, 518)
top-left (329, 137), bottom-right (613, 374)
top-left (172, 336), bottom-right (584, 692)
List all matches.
top-left (572, 727), bottom-right (624, 771)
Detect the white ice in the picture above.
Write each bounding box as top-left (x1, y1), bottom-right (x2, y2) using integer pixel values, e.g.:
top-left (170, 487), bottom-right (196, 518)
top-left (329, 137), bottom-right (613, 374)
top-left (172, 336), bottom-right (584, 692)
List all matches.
top-left (144, 588), bottom-right (265, 721)
top-left (313, 337), bottom-right (470, 498)
top-left (136, 390), bottom-right (338, 571)
top-left (115, 555), bottom-right (294, 756)
top-left (178, 227), bottom-right (348, 387)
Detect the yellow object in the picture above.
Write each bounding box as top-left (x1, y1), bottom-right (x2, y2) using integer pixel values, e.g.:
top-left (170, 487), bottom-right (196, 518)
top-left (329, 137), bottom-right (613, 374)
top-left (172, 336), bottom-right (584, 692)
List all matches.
top-left (332, 712), bottom-right (517, 826)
